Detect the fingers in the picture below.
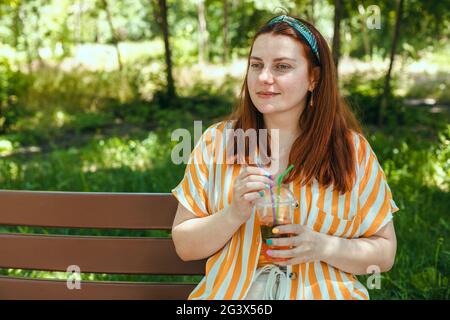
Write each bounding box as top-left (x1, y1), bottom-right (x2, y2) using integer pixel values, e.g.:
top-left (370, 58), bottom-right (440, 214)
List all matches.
top-left (231, 166), bottom-right (274, 211)
top-left (264, 225), bottom-right (304, 247)
top-left (266, 235), bottom-right (298, 247)
top-left (242, 174), bottom-right (274, 186)
top-left (235, 168), bottom-right (274, 200)
top-left (271, 224), bottom-right (302, 235)
top-left (241, 181), bottom-right (272, 193)
top-left (236, 167), bottom-right (273, 196)
top-left (239, 166), bottom-right (272, 180)
top-left (243, 191), bottom-right (265, 201)
top-left (238, 183), bottom-right (267, 203)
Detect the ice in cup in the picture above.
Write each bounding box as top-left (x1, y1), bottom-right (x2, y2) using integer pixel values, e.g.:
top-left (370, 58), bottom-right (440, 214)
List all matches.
top-left (254, 184), bottom-right (299, 263)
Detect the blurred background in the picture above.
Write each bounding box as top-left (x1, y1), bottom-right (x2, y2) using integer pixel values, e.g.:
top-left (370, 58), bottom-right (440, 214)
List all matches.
top-left (0, 0), bottom-right (448, 299)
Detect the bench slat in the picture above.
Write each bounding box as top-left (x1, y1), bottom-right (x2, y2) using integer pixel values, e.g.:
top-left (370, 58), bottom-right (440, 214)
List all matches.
top-left (0, 276), bottom-right (197, 300)
top-left (0, 190), bottom-right (177, 229)
top-left (0, 234), bottom-right (206, 275)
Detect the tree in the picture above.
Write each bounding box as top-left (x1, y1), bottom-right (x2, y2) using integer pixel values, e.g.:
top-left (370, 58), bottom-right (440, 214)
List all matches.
top-left (153, 0), bottom-right (176, 98)
top-left (294, 0), bottom-right (315, 24)
top-left (197, 0), bottom-right (208, 64)
top-left (99, 0), bottom-right (123, 71)
top-left (332, 0), bottom-right (342, 74)
top-left (222, 0), bottom-right (229, 63)
top-left (378, 0), bottom-right (404, 126)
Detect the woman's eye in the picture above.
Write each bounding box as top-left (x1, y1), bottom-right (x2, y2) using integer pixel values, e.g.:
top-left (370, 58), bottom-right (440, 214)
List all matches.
top-left (250, 63), bottom-right (262, 69)
top-left (276, 64), bottom-right (291, 71)
top-left (249, 63), bottom-right (291, 71)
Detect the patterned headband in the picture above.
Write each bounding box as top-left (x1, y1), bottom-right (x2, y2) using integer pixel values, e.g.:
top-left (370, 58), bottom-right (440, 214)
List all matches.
top-left (267, 15), bottom-right (320, 64)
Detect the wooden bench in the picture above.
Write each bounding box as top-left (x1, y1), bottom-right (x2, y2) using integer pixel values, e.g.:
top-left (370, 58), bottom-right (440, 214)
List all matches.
top-left (0, 190), bottom-right (206, 299)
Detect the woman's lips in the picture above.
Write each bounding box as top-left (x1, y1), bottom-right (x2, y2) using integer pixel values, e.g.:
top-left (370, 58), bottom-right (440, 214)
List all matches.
top-left (257, 93), bottom-right (280, 99)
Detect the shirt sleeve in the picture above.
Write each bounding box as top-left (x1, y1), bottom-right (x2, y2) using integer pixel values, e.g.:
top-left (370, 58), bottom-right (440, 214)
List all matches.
top-left (171, 124), bottom-right (215, 218)
top-left (357, 135), bottom-right (400, 238)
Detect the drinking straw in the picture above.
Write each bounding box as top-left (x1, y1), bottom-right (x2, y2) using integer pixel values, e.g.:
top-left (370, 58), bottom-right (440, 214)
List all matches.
top-left (276, 164), bottom-right (294, 219)
top-left (256, 161), bottom-right (277, 225)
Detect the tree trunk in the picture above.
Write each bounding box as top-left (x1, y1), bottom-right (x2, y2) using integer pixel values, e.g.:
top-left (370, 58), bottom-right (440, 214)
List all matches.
top-left (223, 0), bottom-right (229, 63)
top-left (32, 4), bottom-right (44, 68)
top-left (17, 3), bottom-right (33, 73)
top-left (101, 0), bottom-right (123, 71)
top-left (76, 0), bottom-right (83, 44)
top-left (378, 0), bottom-right (404, 127)
top-left (197, 0), bottom-right (208, 64)
top-left (310, 0), bottom-right (316, 24)
top-left (332, 0), bottom-right (342, 76)
top-left (155, 0), bottom-right (176, 98)
top-left (361, 8), bottom-right (370, 59)
top-left (12, 2), bottom-right (21, 49)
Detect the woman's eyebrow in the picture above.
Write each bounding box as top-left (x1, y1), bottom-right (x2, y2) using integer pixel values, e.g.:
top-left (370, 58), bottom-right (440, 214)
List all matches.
top-left (250, 56), bottom-right (296, 62)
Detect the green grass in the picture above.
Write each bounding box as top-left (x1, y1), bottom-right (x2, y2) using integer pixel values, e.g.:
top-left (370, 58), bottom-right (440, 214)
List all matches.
top-left (0, 129), bottom-right (185, 191)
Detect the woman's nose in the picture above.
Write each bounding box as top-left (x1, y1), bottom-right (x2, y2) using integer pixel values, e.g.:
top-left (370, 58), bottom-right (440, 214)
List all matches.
top-left (259, 67), bottom-right (274, 83)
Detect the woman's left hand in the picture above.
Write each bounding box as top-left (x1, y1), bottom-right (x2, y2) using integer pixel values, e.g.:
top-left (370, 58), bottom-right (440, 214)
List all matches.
top-left (266, 224), bottom-right (331, 266)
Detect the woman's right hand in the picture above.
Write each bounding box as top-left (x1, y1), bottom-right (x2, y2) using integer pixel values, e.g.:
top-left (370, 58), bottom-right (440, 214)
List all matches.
top-left (228, 166), bottom-right (274, 224)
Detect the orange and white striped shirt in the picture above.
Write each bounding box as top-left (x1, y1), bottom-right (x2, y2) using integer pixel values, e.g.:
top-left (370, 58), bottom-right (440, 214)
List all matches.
top-left (171, 120), bottom-right (399, 300)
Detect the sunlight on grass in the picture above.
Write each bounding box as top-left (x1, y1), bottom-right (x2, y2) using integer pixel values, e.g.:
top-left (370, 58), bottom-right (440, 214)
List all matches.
top-left (54, 110), bottom-right (70, 128)
top-left (82, 133), bottom-right (160, 172)
top-left (60, 41), bottom-right (164, 72)
top-left (0, 138), bottom-right (13, 154)
top-left (1, 268), bottom-right (202, 283)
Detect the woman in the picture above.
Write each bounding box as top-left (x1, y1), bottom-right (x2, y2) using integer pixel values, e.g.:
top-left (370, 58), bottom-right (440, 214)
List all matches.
top-left (171, 14), bottom-right (399, 300)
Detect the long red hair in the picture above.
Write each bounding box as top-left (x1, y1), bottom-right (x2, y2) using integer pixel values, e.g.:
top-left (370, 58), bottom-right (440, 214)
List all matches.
top-left (222, 15), bottom-right (363, 194)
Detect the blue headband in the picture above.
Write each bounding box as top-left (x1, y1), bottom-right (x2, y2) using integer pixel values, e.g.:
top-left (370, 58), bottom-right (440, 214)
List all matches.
top-left (267, 15), bottom-right (320, 64)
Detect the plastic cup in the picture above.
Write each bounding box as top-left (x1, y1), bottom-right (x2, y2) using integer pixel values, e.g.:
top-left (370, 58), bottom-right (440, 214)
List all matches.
top-left (254, 184), bottom-right (298, 263)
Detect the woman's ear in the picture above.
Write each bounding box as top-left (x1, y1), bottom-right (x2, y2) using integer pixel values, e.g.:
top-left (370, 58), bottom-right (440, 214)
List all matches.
top-left (308, 66), bottom-right (320, 91)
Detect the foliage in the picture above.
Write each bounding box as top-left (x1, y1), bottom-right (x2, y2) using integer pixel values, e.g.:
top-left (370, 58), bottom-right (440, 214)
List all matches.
top-left (0, 59), bottom-right (31, 133)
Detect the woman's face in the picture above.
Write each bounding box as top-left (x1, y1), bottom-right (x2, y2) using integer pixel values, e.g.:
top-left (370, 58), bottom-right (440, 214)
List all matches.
top-left (247, 33), bottom-right (315, 116)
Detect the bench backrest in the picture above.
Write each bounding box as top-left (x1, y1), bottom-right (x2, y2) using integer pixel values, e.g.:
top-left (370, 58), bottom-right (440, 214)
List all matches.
top-left (0, 190), bottom-right (206, 299)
